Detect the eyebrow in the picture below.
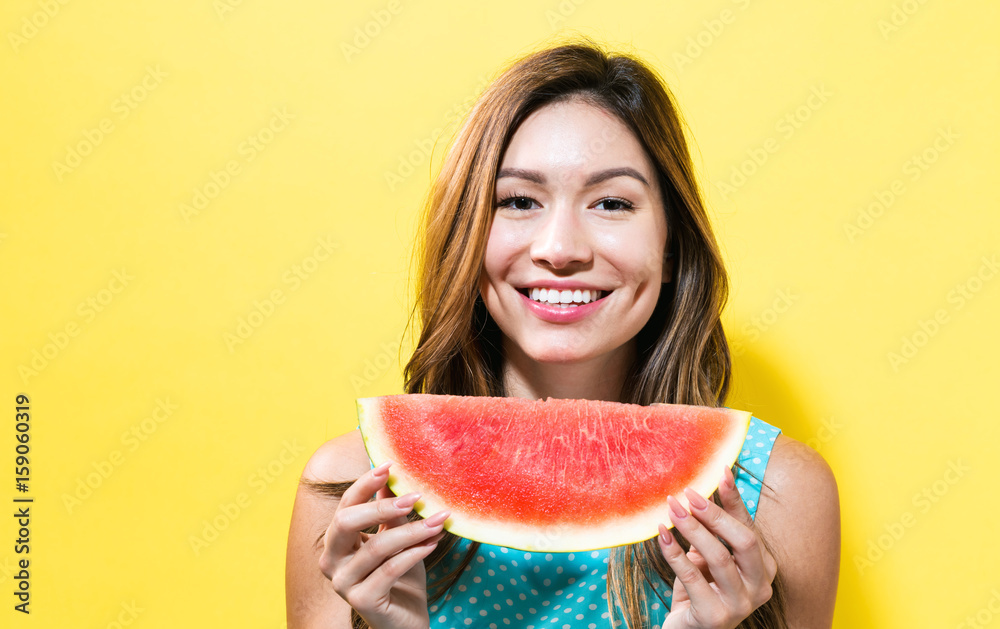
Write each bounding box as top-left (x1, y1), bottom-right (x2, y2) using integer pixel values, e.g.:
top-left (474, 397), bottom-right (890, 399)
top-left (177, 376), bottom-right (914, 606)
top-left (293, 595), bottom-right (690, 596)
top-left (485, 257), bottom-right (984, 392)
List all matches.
top-left (496, 167), bottom-right (650, 188)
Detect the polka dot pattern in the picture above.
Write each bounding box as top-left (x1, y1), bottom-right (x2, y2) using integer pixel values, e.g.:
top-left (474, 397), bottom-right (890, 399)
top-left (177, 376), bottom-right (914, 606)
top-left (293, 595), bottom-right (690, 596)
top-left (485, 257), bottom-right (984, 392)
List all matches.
top-left (420, 416), bottom-right (781, 627)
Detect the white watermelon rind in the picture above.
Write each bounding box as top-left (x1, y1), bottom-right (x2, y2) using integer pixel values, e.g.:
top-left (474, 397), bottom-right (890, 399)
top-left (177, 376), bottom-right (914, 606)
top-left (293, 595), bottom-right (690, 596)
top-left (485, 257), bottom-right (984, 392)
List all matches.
top-left (357, 396), bottom-right (751, 553)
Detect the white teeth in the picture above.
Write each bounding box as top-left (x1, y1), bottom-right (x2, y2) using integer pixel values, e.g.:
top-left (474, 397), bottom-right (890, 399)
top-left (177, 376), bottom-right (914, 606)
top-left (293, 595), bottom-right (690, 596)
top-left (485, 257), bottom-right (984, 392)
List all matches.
top-left (526, 288), bottom-right (604, 305)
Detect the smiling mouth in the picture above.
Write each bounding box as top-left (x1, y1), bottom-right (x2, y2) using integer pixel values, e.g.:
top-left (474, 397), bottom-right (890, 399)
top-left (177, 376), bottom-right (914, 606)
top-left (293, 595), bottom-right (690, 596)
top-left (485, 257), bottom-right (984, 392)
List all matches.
top-left (518, 287), bottom-right (610, 307)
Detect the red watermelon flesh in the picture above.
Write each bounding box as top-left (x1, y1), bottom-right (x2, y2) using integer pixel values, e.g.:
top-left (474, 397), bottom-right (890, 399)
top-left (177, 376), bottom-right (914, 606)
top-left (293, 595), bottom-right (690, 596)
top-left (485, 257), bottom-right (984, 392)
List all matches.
top-left (357, 394), bottom-right (751, 552)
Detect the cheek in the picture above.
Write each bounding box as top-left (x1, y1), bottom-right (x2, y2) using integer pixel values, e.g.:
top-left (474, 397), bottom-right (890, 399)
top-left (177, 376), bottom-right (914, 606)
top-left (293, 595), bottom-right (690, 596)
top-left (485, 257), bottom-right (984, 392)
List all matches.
top-left (593, 231), bottom-right (666, 282)
top-left (482, 221), bottom-right (527, 280)
top-left (481, 243), bottom-right (504, 287)
top-left (636, 220), bottom-right (670, 282)
top-left (480, 245), bottom-right (510, 299)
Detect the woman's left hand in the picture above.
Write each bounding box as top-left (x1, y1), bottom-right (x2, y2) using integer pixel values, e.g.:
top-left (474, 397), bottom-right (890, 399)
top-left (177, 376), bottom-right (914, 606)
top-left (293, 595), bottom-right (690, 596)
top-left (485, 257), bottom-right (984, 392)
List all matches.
top-left (658, 465), bottom-right (778, 629)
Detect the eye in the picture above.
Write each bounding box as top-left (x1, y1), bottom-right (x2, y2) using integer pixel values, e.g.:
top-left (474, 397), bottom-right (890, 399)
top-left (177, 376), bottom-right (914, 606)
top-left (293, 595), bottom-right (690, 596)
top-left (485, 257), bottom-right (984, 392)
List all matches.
top-left (496, 195), bottom-right (540, 211)
top-left (594, 197), bottom-right (635, 212)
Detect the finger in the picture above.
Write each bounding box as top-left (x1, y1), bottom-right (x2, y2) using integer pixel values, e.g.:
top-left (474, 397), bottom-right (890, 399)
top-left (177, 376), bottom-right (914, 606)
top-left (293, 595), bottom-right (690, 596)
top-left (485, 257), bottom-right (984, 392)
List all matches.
top-left (679, 489), bottom-right (776, 610)
top-left (670, 492), bottom-right (749, 604)
top-left (339, 461), bottom-right (393, 509)
top-left (331, 486), bottom-right (421, 534)
top-left (685, 545), bottom-right (712, 582)
top-left (344, 533), bottom-right (443, 611)
top-left (324, 463), bottom-right (416, 557)
top-left (718, 465), bottom-right (754, 528)
top-left (718, 466), bottom-right (777, 584)
top-left (670, 571), bottom-right (690, 605)
top-left (338, 511), bottom-right (450, 588)
top-left (325, 491), bottom-right (422, 559)
top-left (657, 521), bottom-right (724, 611)
top-left (719, 467), bottom-right (778, 583)
top-left (377, 485), bottom-right (412, 529)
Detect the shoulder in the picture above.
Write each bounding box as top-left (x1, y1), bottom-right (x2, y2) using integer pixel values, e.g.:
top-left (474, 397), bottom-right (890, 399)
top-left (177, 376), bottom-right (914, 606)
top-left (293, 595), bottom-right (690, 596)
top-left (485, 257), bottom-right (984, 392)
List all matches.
top-left (300, 429), bottom-right (370, 483)
top-left (757, 434), bottom-right (840, 545)
top-left (286, 431), bottom-right (368, 626)
top-left (289, 430), bottom-right (370, 543)
top-left (761, 435), bottom-right (839, 507)
top-left (756, 434), bottom-right (840, 626)
top-left (289, 431), bottom-right (370, 534)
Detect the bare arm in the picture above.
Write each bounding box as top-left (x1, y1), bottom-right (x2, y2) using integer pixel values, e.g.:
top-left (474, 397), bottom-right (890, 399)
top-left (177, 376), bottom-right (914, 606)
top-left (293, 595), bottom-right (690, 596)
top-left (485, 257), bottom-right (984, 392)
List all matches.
top-left (285, 430), bottom-right (370, 628)
top-left (754, 435), bottom-right (841, 628)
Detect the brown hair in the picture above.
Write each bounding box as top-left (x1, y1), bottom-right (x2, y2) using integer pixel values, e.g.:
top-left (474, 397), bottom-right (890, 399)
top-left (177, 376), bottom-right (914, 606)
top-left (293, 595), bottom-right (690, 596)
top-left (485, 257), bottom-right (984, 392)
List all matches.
top-left (309, 36), bottom-right (787, 628)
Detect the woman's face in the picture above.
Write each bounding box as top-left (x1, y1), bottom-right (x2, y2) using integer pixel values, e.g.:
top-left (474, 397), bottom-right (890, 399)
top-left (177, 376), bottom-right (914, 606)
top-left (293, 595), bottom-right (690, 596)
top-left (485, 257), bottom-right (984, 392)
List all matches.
top-left (479, 98), bottom-right (671, 370)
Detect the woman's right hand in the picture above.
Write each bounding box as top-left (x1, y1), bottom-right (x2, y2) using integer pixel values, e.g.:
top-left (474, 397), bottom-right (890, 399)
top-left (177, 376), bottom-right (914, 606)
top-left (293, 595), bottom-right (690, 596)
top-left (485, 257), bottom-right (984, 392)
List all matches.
top-left (318, 461), bottom-right (449, 629)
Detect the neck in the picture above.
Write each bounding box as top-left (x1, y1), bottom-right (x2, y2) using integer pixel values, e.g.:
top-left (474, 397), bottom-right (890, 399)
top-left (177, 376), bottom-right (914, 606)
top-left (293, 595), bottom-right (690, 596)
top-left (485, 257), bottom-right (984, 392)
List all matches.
top-left (500, 339), bottom-right (636, 402)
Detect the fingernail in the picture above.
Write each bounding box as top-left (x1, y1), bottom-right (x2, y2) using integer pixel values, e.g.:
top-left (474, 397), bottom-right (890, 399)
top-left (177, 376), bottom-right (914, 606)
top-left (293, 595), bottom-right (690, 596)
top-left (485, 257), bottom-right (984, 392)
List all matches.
top-left (423, 511), bottom-right (450, 527)
top-left (685, 488), bottom-right (708, 511)
top-left (658, 524), bottom-right (673, 545)
top-left (373, 461), bottom-right (391, 476)
top-left (722, 466), bottom-right (735, 491)
top-left (668, 495), bottom-right (688, 520)
top-left (393, 493), bottom-right (420, 509)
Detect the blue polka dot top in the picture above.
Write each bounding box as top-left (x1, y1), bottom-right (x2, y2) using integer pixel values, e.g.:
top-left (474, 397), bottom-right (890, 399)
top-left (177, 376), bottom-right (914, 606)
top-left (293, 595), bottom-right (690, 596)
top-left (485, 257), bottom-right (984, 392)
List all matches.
top-left (424, 416), bottom-right (782, 628)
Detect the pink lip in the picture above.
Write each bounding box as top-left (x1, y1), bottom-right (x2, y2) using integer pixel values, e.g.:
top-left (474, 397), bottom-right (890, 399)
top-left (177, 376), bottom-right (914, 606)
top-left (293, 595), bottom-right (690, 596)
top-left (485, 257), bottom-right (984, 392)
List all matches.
top-left (517, 290), bottom-right (608, 323)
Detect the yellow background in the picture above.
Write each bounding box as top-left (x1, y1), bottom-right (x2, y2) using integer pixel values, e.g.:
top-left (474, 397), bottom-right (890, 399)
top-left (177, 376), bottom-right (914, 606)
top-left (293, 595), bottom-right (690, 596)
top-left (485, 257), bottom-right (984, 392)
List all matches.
top-left (1, 0), bottom-right (997, 627)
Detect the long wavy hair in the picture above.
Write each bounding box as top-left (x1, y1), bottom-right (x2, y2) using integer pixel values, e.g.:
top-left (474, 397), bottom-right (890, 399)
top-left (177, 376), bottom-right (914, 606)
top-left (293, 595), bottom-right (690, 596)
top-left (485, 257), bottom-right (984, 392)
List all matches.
top-left (307, 37), bottom-right (787, 629)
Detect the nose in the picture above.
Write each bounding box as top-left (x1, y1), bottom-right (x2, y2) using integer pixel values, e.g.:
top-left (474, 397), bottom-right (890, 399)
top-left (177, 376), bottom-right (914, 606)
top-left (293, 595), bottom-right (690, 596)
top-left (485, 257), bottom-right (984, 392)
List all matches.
top-left (529, 203), bottom-right (593, 271)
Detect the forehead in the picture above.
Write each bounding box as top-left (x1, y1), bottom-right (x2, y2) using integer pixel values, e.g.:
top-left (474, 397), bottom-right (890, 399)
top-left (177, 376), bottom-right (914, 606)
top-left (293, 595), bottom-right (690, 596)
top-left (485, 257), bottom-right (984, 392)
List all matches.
top-left (499, 99), bottom-right (655, 179)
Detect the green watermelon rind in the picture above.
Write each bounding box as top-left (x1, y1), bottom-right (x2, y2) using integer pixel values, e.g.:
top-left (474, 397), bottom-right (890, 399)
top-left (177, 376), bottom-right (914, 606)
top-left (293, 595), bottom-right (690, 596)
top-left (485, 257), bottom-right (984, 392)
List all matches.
top-left (357, 396), bottom-right (751, 553)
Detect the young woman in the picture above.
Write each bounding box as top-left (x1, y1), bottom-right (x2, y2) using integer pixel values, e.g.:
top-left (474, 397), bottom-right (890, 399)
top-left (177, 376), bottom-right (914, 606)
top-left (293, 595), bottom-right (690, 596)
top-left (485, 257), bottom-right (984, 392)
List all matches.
top-left (286, 39), bottom-right (840, 629)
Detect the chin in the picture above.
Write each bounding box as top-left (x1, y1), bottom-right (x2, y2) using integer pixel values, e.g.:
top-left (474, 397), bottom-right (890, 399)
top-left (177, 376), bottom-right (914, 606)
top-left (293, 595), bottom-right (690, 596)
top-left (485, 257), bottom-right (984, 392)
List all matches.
top-left (524, 346), bottom-right (598, 365)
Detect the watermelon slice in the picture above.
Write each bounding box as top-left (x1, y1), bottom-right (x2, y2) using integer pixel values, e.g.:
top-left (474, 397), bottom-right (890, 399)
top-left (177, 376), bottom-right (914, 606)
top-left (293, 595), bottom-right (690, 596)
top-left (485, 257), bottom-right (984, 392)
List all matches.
top-left (357, 394), bottom-right (751, 552)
